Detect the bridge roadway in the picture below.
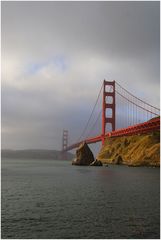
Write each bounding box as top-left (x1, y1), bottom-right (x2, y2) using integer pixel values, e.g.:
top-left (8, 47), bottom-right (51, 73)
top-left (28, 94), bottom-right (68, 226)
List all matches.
top-left (64, 117), bottom-right (160, 152)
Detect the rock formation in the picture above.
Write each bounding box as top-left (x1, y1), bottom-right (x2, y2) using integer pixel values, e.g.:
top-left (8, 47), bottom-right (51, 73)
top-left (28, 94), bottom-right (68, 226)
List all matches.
top-left (72, 142), bottom-right (94, 165)
top-left (112, 155), bottom-right (123, 165)
top-left (90, 159), bottom-right (103, 166)
top-left (97, 131), bottom-right (160, 167)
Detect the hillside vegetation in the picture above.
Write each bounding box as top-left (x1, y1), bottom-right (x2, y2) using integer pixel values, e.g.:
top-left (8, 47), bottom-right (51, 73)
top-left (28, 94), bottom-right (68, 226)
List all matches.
top-left (97, 131), bottom-right (160, 167)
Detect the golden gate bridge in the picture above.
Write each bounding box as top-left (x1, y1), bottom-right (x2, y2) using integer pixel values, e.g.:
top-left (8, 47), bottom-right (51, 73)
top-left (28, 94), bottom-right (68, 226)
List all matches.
top-left (62, 80), bottom-right (160, 152)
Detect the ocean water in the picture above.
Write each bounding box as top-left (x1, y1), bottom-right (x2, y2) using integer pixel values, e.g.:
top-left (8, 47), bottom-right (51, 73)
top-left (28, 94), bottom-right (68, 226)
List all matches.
top-left (1, 158), bottom-right (160, 239)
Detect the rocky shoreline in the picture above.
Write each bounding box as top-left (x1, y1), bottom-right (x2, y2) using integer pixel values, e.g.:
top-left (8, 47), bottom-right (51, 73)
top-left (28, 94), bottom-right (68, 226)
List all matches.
top-left (97, 131), bottom-right (160, 167)
top-left (72, 131), bottom-right (160, 167)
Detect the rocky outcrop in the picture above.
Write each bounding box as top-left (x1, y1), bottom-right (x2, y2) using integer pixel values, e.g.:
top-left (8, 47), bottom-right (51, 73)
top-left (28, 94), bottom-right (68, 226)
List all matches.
top-left (90, 159), bottom-right (103, 166)
top-left (97, 131), bottom-right (160, 167)
top-left (112, 155), bottom-right (123, 165)
top-left (72, 142), bottom-right (94, 165)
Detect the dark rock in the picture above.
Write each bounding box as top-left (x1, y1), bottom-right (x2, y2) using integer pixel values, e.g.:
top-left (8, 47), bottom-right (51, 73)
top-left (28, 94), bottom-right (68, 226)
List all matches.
top-left (90, 159), bottom-right (103, 166)
top-left (113, 155), bottom-right (123, 165)
top-left (72, 142), bottom-right (94, 166)
top-left (72, 159), bottom-right (78, 165)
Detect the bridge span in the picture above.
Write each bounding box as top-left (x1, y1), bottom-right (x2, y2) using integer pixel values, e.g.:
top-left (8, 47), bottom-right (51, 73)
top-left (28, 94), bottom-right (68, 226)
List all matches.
top-left (64, 117), bottom-right (160, 151)
top-left (62, 80), bottom-right (160, 152)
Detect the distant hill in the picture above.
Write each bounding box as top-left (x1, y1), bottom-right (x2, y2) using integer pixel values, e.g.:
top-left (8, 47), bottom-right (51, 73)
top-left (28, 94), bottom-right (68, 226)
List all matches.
top-left (1, 149), bottom-right (74, 160)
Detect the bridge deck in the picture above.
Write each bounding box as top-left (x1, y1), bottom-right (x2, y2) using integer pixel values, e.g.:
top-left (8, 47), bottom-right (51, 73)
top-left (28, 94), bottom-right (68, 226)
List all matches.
top-left (64, 117), bottom-right (160, 151)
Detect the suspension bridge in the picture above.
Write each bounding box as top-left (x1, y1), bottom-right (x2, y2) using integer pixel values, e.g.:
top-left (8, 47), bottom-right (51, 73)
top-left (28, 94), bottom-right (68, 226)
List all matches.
top-left (62, 80), bottom-right (160, 152)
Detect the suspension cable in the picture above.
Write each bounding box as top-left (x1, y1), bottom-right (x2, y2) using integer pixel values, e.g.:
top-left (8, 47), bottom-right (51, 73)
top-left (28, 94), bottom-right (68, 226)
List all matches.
top-left (116, 81), bottom-right (160, 111)
top-left (77, 83), bottom-right (103, 141)
top-left (86, 110), bottom-right (102, 138)
top-left (86, 84), bottom-right (113, 138)
top-left (116, 90), bottom-right (159, 116)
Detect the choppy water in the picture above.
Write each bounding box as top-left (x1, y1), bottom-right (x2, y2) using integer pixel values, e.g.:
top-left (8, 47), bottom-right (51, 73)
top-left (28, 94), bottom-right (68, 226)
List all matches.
top-left (2, 158), bottom-right (160, 239)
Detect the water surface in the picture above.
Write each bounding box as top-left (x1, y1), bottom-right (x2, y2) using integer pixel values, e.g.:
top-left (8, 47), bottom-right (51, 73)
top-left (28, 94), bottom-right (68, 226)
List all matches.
top-left (2, 158), bottom-right (160, 239)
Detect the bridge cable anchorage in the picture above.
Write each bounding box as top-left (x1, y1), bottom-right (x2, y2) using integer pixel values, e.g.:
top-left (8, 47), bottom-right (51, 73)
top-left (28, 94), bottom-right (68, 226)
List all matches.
top-left (77, 82), bottom-right (103, 142)
top-left (115, 81), bottom-right (160, 111)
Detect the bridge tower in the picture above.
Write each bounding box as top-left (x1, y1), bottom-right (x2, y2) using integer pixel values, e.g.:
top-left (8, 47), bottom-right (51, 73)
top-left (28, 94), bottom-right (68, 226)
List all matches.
top-left (61, 130), bottom-right (68, 159)
top-left (102, 80), bottom-right (115, 145)
top-left (62, 130), bottom-right (68, 151)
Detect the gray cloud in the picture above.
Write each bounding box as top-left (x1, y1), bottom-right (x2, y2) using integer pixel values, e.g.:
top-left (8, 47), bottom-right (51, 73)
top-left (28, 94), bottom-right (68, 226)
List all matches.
top-left (2, 1), bottom-right (160, 150)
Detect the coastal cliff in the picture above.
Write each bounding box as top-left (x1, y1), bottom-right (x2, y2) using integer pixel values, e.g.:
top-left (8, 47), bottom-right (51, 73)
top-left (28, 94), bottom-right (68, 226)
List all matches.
top-left (97, 131), bottom-right (160, 167)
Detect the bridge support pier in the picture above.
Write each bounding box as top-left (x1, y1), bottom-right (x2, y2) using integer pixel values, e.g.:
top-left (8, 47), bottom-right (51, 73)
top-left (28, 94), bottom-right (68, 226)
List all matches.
top-left (102, 80), bottom-right (115, 145)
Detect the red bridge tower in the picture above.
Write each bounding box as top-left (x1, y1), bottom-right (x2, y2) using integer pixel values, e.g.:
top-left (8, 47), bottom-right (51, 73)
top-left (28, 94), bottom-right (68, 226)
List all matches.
top-left (102, 80), bottom-right (115, 145)
top-left (62, 130), bottom-right (68, 159)
top-left (62, 129), bottom-right (68, 151)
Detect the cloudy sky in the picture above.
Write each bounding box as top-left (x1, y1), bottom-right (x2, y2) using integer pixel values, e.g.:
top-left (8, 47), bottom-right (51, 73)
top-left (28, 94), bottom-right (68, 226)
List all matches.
top-left (2, 1), bottom-right (160, 150)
